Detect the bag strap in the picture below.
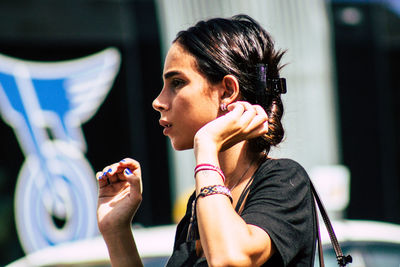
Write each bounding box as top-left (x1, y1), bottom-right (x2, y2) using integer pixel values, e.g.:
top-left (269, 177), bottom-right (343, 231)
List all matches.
top-left (310, 180), bottom-right (353, 267)
top-left (314, 204), bottom-right (325, 267)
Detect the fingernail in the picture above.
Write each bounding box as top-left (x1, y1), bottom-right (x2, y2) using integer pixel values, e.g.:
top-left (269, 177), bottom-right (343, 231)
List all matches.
top-left (107, 168), bottom-right (112, 173)
top-left (98, 175), bottom-right (103, 180)
top-left (120, 159), bottom-right (125, 162)
top-left (103, 172), bottom-right (107, 176)
top-left (125, 168), bottom-right (132, 175)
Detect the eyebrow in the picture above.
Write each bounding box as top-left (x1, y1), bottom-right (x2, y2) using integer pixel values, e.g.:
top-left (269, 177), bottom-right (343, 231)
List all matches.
top-left (163, 71), bottom-right (181, 80)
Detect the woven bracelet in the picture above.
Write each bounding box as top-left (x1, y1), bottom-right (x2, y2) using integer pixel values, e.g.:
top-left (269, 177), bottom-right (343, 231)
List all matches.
top-left (197, 185), bottom-right (233, 203)
top-left (194, 164), bottom-right (226, 182)
top-left (187, 185), bottom-right (232, 242)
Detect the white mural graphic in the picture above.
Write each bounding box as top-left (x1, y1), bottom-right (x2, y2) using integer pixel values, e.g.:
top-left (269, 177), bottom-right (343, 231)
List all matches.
top-left (0, 48), bottom-right (121, 253)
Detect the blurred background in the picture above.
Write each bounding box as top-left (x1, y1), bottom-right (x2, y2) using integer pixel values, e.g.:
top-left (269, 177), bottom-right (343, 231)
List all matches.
top-left (0, 0), bottom-right (399, 265)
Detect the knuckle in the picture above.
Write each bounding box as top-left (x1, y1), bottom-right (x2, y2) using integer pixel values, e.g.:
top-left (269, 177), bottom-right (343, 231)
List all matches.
top-left (102, 166), bottom-right (110, 173)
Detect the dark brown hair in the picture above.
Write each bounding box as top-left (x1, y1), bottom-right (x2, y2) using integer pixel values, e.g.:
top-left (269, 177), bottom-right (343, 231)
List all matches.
top-left (174, 14), bottom-right (286, 154)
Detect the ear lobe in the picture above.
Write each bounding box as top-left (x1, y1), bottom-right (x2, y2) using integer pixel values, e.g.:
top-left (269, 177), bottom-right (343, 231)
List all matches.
top-left (221, 75), bottom-right (240, 104)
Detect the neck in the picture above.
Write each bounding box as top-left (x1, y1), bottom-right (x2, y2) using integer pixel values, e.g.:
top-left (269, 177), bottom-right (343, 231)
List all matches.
top-left (218, 141), bottom-right (261, 189)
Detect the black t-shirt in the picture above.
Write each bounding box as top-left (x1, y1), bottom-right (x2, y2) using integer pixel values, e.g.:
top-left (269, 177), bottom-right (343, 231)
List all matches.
top-left (166, 158), bottom-right (316, 266)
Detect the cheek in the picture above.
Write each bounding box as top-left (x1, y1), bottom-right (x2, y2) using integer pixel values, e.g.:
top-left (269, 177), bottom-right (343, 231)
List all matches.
top-left (173, 94), bottom-right (199, 121)
top-left (172, 85), bottom-right (219, 129)
top-left (176, 98), bottom-right (215, 130)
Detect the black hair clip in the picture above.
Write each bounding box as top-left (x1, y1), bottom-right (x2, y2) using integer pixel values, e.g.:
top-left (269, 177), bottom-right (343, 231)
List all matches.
top-left (256, 63), bottom-right (287, 95)
top-left (267, 78), bottom-right (287, 95)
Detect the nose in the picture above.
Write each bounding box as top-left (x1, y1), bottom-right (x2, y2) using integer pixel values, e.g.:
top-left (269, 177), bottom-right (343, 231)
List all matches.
top-left (152, 93), bottom-right (168, 112)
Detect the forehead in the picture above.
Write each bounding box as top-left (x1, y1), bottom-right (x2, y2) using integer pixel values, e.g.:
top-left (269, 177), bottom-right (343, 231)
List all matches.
top-left (163, 43), bottom-right (198, 76)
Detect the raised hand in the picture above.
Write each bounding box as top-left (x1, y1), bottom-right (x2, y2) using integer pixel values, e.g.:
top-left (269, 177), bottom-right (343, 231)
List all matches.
top-left (194, 101), bottom-right (269, 153)
top-left (97, 158), bottom-right (143, 235)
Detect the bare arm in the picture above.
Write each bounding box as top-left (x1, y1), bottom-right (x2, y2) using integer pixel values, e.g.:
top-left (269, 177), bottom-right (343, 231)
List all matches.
top-left (193, 102), bottom-right (275, 266)
top-left (101, 225), bottom-right (142, 267)
top-left (97, 159), bottom-right (144, 267)
top-left (194, 152), bottom-right (275, 267)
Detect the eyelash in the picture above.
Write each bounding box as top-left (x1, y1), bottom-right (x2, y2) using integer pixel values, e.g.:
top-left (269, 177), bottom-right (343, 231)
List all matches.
top-left (171, 79), bottom-right (185, 89)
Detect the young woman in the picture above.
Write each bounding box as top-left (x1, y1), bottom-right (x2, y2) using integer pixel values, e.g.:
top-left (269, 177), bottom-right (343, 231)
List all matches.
top-left (97, 15), bottom-right (316, 266)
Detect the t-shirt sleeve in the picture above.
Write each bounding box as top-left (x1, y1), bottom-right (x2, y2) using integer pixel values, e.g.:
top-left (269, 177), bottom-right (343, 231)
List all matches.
top-left (240, 159), bottom-right (314, 266)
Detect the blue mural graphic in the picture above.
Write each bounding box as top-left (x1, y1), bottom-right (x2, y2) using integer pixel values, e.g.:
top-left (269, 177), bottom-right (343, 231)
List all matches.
top-left (0, 48), bottom-right (121, 253)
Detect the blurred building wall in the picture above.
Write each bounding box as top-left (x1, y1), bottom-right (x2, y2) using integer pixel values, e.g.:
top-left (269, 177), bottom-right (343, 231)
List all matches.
top-left (155, 0), bottom-right (340, 213)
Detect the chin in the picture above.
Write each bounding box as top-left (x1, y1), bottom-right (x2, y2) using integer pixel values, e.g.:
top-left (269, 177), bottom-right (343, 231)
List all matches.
top-left (170, 139), bottom-right (194, 151)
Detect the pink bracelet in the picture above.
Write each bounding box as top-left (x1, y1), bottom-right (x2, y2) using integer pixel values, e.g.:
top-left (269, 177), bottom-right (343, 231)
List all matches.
top-left (194, 163), bottom-right (225, 182)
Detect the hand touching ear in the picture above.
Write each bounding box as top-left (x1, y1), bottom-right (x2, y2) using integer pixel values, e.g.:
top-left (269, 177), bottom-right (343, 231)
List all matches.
top-left (194, 101), bottom-right (268, 153)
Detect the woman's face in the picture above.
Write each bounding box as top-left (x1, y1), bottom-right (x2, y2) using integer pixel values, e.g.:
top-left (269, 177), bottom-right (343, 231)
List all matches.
top-left (152, 43), bottom-right (220, 150)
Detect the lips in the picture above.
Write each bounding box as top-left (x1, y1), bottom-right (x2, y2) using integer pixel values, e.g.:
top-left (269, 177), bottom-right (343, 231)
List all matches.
top-left (159, 119), bottom-right (172, 135)
top-left (159, 119), bottom-right (171, 127)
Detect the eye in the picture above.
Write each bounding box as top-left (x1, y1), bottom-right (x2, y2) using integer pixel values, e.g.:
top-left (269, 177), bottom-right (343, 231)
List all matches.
top-left (170, 78), bottom-right (185, 89)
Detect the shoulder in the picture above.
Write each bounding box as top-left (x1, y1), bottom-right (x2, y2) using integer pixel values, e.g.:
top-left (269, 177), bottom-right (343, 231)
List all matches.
top-left (246, 158), bottom-right (312, 208)
top-left (258, 158), bottom-right (306, 173)
top-left (254, 158), bottom-right (309, 186)
top-left (242, 158), bottom-right (316, 266)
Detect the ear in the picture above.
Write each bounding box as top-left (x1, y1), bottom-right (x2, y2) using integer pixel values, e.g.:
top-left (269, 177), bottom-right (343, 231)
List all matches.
top-left (220, 75), bottom-right (240, 105)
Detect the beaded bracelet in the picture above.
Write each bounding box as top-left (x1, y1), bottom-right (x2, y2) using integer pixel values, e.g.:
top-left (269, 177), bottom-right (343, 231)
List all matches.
top-left (197, 185), bottom-right (233, 203)
top-left (194, 164), bottom-right (226, 182)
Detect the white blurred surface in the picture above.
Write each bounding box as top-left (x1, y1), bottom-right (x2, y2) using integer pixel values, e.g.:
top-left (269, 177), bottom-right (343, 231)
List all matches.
top-left (155, 0), bottom-right (340, 207)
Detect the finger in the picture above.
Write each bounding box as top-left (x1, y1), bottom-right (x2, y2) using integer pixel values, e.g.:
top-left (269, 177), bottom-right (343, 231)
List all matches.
top-left (102, 164), bottom-right (121, 184)
top-left (255, 105), bottom-right (269, 133)
top-left (246, 116), bottom-right (269, 136)
top-left (97, 171), bottom-right (109, 188)
top-left (118, 158), bottom-right (142, 177)
top-left (249, 105), bottom-right (269, 131)
top-left (123, 167), bottom-right (143, 194)
top-left (228, 101), bottom-right (253, 111)
top-left (226, 102), bottom-right (245, 113)
top-left (224, 102), bottom-right (245, 122)
top-left (224, 102), bottom-right (264, 136)
top-left (100, 167), bottom-right (112, 185)
top-left (254, 104), bottom-right (268, 118)
top-left (238, 102), bottom-right (258, 127)
top-left (229, 103), bottom-right (267, 137)
top-left (101, 166), bottom-right (112, 175)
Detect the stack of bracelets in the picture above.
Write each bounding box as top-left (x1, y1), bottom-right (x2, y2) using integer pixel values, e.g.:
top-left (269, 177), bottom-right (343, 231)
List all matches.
top-left (194, 163), bottom-right (232, 202)
top-left (187, 164), bottom-right (233, 241)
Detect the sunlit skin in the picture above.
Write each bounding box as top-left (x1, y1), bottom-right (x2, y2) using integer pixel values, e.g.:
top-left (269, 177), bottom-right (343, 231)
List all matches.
top-left (152, 43), bottom-right (221, 150)
top-left (96, 42), bottom-right (275, 267)
top-left (152, 43), bottom-right (275, 265)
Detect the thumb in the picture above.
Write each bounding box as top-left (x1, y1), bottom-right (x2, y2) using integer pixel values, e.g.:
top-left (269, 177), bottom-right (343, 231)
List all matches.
top-left (124, 168), bottom-right (143, 194)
